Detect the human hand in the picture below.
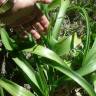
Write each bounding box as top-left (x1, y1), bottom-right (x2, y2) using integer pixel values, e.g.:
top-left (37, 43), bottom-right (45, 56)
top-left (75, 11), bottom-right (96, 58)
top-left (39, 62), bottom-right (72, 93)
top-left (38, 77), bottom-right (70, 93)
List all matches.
top-left (0, 0), bottom-right (52, 39)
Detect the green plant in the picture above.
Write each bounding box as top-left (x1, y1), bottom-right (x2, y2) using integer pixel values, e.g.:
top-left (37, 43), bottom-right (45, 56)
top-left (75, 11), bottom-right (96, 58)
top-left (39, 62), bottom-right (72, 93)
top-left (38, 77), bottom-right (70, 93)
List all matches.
top-left (0, 0), bottom-right (96, 96)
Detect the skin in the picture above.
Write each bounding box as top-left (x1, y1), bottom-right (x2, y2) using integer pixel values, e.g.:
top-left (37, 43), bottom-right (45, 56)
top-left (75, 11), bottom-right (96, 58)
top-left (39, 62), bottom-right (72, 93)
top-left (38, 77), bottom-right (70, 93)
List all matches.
top-left (0, 0), bottom-right (52, 39)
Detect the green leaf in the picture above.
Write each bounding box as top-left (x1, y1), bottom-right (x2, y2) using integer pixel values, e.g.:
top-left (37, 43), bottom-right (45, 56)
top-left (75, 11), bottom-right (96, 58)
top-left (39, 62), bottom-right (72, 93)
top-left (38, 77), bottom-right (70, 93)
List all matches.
top-left (23, 45), bottom-right (96, 96)
top-left (12, 56), bottom-right (41, 91)
top-left (50, 63), bottom-right (96, 96)
top-left (77, 39), bottom-right (96, 76)
top-left (23, 45), bottom-right (68, 68)
top-left (73, 33), bottom-right (83, 48)
top-left (53, 36), bottom-right (72, 56)
top-left (0, 87), bottom-right (4, 96)
top-left (0, 78), bottom-right (34, 96)
top-left (81, 8), bottom-right (91, 57)
top-left (91, 73), bottom-right (96, 93)
top-left (48, 0), bottom-right (70, 47)
top-left (52, 0), bottom-right (70, 39)
top-left (48, 0), bottom-right (60, 11)
top-left (68, 6), bottom-right (91, 57)
top-left (36, 66), bottom-right (49, 96)
top-left (0, 28), bottom-right (13, 51)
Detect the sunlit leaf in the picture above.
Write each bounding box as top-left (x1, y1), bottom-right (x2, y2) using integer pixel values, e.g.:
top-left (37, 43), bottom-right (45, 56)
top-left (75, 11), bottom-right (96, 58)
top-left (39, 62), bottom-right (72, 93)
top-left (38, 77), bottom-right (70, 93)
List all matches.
top-left (0, 28), bottom-right (13, 51)
top-left (48, 0), bottom-right (60, 11)
top-left (23, 45), bottom-right (68, 68)
top-left (74, 33), bottom-right (83, 48)
top-left (48, 0), bottom-right (70, 47)
top-left (53, 36), bottom-right (72, 56)
top-left (36, 66), bottom-right (49, 96)
top-left (0, 87), bottom-right (4, 96)
top-left (23, 45), bottom-right (96, 96)
top-left (52, 0), bottom-right (70, 39)
top-left (12, 56), bottom-right (41, 91)
top-left (0, 78), bottom-right (34, 96)
top-left (77, 39), bottom-right (96, 76)
top-left (0, 27), bottom-right (17, 51)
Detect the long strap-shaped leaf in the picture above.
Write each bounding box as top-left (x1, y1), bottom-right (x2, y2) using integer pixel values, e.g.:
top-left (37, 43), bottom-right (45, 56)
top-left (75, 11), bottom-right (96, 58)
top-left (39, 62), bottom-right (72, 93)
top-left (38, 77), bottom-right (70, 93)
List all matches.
top-left (0, 27), bottom-right (14, 51)
top-left (48, 0), bottom-right (70, 47)
top-left (0, 27), bottom-right (18, 51)
top-left (0, 78), bottom-right (34, 96)
top-left (52, 0), bottom-right (70, 39)
top-left (0, 28), bottom-right (44, 95)
top-left (12, 56), bottom-right (44, 95)
top-left (0, 87), bottom-right (4, 96)
top-left (68, 6), bottom-right (91, 58)
top-left (23, 45), bottom-right (96, 96)
top-left (77, 38), bottom-right (96, 76)
top-left (23, 45), bottom-right (68, 68)
top-left (12, 55), bottom-right (49, 96)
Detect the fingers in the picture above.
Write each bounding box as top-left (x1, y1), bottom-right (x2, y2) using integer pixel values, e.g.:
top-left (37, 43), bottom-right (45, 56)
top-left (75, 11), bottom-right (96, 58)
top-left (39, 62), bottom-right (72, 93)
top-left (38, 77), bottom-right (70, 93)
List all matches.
top-left (20, 14), bottom-right (49, 39)
top-left (35, 22), bottom-right (44, 32)
top-left (39, 15), bottom-right (49, 30)
top-left (30, 29), bottom-right (41, 39)
top-left (31, 15), bottom-right (49, 39)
